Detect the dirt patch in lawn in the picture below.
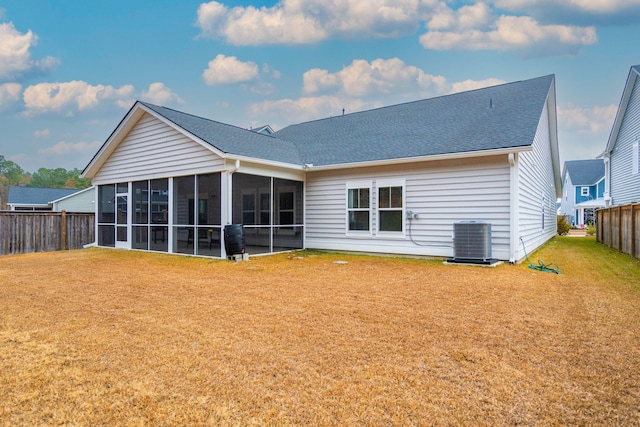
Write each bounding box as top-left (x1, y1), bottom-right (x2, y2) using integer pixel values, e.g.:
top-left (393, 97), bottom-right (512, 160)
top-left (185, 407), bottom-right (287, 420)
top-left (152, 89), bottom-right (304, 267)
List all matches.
top-left (1, 239), bottom-right (640, 425)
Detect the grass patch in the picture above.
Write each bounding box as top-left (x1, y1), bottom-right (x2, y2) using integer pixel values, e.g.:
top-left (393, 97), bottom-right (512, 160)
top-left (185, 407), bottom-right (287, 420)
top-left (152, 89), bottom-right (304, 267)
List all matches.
top-left (1, 238), bottom-right (639, 425)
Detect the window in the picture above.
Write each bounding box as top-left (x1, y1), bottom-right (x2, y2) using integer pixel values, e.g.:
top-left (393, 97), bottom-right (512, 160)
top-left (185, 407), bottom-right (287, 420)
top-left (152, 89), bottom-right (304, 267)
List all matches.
top-left (242, 192), bottom-right (256, 225)
top-left (347, 183), bottom-right (371, 232)
top-left (581, 187), bottom-right (590, 197)
top-left (378, 182), bottom-right (404, 233)
top-left (277, 188), bottom-right (294, 225)
top-left (633, 141), bottom-right (639, 175)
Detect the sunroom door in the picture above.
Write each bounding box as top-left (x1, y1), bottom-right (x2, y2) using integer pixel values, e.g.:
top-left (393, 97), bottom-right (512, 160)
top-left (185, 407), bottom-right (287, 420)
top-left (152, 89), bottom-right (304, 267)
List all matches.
top-left (115, 183), bottom-right (129, 248)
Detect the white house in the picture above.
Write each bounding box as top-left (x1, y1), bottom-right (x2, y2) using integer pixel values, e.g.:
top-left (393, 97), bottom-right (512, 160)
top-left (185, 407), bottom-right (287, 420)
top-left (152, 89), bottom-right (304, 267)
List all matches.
top-left (560, 159), bottom-right (605, 227)
top-left (81, 75), bottom-right (560, 262)
top-left (51, 186), bottom-right (95, 213)
top-left (6, 186), bottom-right (92, 212)
top-left (604, 65), bottom-right (640, 207)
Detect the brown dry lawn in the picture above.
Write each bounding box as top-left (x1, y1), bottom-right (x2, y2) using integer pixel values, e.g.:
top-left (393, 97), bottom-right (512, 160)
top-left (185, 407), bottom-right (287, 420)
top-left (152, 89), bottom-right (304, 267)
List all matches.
top-left (1, 237), bottom-right (639, 426)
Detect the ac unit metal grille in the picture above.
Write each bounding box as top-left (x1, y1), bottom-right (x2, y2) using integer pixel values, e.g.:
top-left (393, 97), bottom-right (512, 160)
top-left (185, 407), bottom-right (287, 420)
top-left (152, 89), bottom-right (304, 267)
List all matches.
top-left (453, 221), bottom-right (492, 261)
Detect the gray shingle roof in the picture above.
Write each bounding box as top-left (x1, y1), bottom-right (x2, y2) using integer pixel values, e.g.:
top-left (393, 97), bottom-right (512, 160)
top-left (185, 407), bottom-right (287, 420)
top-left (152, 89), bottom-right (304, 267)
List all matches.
top-left (140, 103), bottom-right (303, 165)
top-left (274, 75), bottom-right (554, 166)
top-left (140, 75), bottom-right (553, 168)
top-left (8, 186), bottom-right (79, 205)
top-left (563, 159), bottom-right (605, 185)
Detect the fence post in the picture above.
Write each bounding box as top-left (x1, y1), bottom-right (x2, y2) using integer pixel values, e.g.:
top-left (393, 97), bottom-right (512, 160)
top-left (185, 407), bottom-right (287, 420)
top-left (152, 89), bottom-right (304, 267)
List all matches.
top-left (61, 210), bottom-right (67, 251)
top-left (617, 206), bottom-right (622, 252)
top-left (632, 204), bottom-right (637, 258)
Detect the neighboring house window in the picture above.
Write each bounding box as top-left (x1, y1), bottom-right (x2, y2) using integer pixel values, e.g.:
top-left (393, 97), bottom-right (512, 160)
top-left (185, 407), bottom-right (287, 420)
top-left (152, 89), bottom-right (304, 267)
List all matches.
top-left (581, 187), bottom-right (589, 197)
top-left (347, 183), bottom-right (371, 232)
top-left (378, 180), bottom-right (404, 233)
top-left (633, 142), bottom-right (639, 175)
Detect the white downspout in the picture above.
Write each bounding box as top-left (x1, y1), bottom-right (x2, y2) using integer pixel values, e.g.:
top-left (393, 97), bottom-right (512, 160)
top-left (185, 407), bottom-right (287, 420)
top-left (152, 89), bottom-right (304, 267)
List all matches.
top-left (509, 153), bottom-right (519, 263)
top-left (226, 159), bottom-right (240, 221)
top-left (222, 159), bottom-right (240, 258)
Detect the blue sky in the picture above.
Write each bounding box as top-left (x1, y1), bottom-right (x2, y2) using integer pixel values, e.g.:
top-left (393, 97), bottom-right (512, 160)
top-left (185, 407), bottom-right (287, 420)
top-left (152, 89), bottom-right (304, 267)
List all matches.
top-left (1, 0), bottom-right (639, 173)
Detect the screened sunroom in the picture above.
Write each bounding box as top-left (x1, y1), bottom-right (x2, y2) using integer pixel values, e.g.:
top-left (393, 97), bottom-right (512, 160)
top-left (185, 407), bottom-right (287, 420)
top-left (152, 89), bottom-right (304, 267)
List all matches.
top-left (96, 172), bottom-right (304, 257)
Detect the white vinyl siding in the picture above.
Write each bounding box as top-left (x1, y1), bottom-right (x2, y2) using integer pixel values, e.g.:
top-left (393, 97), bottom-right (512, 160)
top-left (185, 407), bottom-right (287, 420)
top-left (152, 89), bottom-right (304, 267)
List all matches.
top-left (518, 100), bottom-right (557, 259)
top-left (93, 113), bottom-right (225, 185)
top-left (52, 187), bottom-right (95, 213)
top-left (633, 142), bottom-right (639, 175)
top-left (610, 76), bottom-right (640, 205)
top-left (305, 156), bottom-right (511, 259)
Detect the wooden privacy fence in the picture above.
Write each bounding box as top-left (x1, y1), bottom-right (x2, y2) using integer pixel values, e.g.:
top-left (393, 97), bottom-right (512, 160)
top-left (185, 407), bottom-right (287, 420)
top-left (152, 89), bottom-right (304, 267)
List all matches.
top-left (0, 211), bottom-right (95, 255)
top-left (596, 203), bottom-right (640, 260)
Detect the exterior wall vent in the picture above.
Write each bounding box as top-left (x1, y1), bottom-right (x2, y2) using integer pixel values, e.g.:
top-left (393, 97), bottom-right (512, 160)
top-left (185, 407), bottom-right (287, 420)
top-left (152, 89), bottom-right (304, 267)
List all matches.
top-left (453, 221), bottom-right (492, 263)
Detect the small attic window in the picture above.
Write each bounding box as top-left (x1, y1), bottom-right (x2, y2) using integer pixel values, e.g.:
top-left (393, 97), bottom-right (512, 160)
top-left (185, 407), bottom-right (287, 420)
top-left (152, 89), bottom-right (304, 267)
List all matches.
top-left (251, 125), bottom-right (274, 136)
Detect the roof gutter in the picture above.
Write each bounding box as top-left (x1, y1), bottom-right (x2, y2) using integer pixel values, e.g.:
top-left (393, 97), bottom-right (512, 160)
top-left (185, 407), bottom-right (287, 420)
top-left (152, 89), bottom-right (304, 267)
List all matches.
top-left (306, 146), bottom-right (533, 172)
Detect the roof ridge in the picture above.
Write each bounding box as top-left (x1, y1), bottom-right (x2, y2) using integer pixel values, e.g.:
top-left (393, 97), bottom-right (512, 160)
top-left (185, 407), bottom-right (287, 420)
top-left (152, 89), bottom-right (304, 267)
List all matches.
top-left (276, 74), bottom-right (554, 129)
top-left (139, 101), bottom-right (276, 139)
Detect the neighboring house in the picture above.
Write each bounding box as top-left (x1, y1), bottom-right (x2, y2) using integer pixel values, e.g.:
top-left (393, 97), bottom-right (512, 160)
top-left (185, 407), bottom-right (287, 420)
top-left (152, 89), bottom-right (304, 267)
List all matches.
top-left (6, 186), bottom-right (84, 211)
top-left (603, 65), bottom-right (640, 207)
top-left (51, 186), bottom-right (95, 213)
top-left (81, 74), bottom-right (560, 262)
top-left (559, 159), bottom-right (605, 227)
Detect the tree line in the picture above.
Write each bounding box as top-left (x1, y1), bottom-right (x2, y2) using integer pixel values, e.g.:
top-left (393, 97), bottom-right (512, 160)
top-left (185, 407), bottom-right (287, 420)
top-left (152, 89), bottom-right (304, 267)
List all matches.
top-left (0, 155), bottom-right (91, 209)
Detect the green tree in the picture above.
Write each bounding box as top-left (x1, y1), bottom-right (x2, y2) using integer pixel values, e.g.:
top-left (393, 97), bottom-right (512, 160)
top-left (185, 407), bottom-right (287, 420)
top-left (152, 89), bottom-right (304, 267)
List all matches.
top-left (0, 155), bottom-right (26, 209)
top-left (28, 167), bottom-right (91, 189)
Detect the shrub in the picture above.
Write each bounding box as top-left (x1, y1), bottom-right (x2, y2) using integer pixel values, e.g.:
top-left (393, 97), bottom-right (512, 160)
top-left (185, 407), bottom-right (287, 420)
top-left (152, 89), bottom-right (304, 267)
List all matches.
top-left (586, 223), bottom-right (596, 236)
top-left (557, 215), bottom-right (571, 235)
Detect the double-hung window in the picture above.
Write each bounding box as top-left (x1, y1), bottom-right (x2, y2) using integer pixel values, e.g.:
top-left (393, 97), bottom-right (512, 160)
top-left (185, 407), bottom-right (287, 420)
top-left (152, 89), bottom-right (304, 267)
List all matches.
top-left (347, 182), bottom-right (371, 232)
top-left (377, 179), bottom-right (404, 234)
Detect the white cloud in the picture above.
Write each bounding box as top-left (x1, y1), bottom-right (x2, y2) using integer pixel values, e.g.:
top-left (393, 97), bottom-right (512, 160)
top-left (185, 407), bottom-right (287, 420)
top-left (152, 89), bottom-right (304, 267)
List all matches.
top-left (557, 103), bottom-right (618, 162)
top-left (427, 2), bottom-right (492, 30)
top-left (420, 14), bottom-right (597, 55)
top-left (492, 0), bottom-right (640, 14)
top-left (0, 82), bottom-right (21, 107)
top-left (34, 128), bottom-right (50, 138)
top-left (302, 58), bottom-right (502, 98)
top-left (450, 78), bottom-right (507, 93)
top-left (196, 0), bottom-right (439, 45)
top-left (303, 58), bottom-right (448, 97)
top-left (250, 95), bottom-right (378, 125)
top-left (0, 22), bottom-right (59, 81)
top-left (38, 140), bottom-right (102, 156)
top-left (253, 59), bottom-right (507, 128)
top-left (202, 54), bottom-right (259, 85)
top-left (558, 104), bottom-right (618, 134)
top-left (22, 81), bottom-right (135, 116)
top-left (141, 82), bottom-right (184, 105)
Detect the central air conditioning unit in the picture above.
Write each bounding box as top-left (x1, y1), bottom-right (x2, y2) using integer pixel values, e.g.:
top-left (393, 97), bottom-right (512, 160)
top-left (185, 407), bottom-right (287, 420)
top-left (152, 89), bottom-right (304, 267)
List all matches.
top-left (452, 221), bottom-right (493, 264)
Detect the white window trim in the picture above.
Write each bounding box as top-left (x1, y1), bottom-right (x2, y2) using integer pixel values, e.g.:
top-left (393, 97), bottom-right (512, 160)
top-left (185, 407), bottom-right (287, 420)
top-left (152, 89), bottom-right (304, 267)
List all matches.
top-left (581, 186), bottom-right (590, 197)
top-left (345, 181), bottom-right (372, 236)
top-left (633, 141), bottom-right (639, 175)
top-left (376, 178), bottom-right (406, 237)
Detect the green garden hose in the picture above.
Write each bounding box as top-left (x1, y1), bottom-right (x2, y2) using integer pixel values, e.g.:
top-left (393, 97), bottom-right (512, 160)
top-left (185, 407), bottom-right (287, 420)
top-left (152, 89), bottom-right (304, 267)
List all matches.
top-left (519, 237), bottom-right (562, 274)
